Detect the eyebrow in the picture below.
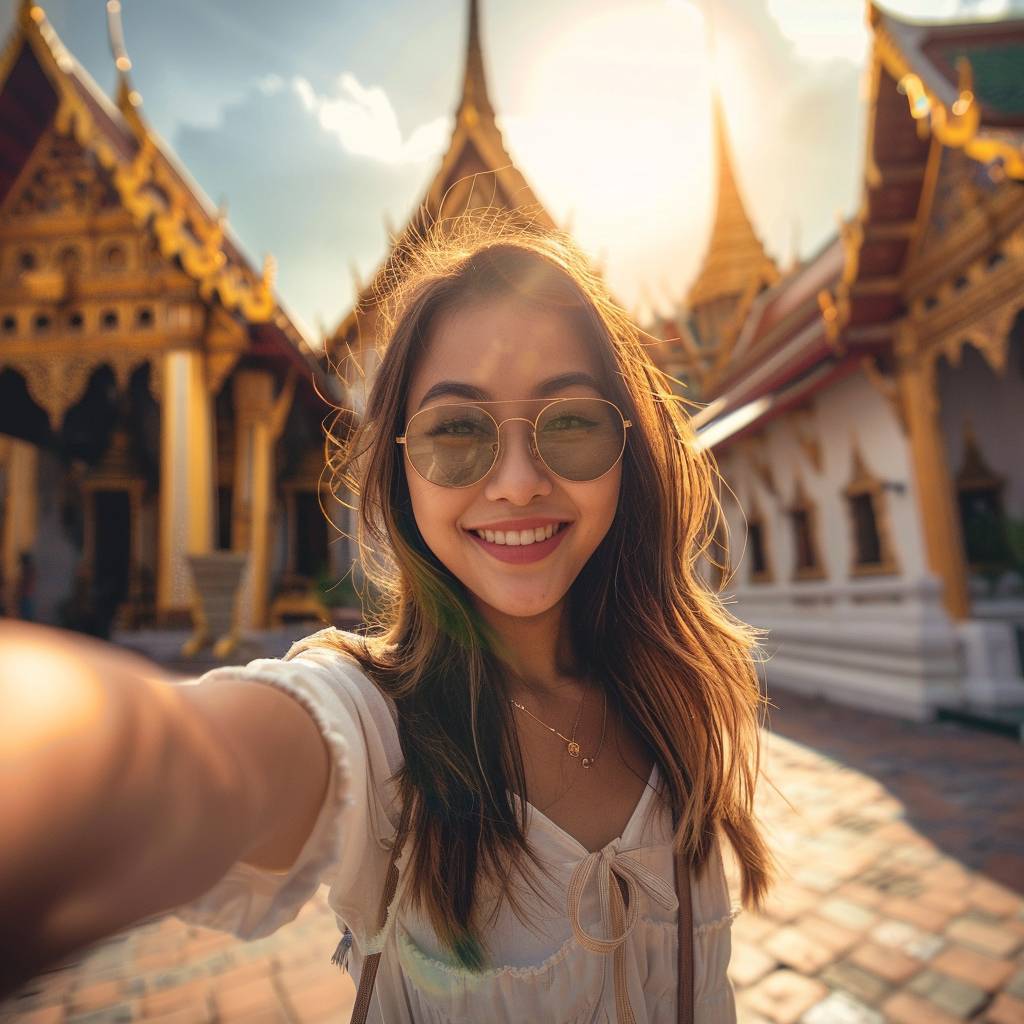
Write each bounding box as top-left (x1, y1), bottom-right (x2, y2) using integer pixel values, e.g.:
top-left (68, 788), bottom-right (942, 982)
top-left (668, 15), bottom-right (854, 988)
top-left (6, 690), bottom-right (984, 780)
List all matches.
top-left (416, 372), bottom-right (604, 410)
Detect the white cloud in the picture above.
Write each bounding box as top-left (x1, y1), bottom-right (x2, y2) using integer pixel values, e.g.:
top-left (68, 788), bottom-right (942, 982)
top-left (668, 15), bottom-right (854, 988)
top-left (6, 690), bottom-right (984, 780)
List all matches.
top-left (285, 72), bottom-right (449, 166)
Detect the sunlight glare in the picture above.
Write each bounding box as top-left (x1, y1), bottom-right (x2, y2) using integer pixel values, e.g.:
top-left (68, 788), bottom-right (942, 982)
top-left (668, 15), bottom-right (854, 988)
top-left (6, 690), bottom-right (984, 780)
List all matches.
top-left (501, 0), bottom-right (715, 312)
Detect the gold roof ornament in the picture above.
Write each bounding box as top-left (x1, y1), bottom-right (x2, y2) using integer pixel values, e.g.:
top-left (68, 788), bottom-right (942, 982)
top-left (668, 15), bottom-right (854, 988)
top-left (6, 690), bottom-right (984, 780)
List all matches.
top-left (328, 0), bottom-right (556, 359)
top-left (687, 90), bottom-right (777, 310)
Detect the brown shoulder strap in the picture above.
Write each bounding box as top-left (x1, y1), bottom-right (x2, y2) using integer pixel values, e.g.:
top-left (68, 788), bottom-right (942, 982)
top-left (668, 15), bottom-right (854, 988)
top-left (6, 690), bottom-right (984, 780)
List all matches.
top-left (675, 846), bottom-right (695, 1024)
top-left (350, 838), bottom-right (695, 1024)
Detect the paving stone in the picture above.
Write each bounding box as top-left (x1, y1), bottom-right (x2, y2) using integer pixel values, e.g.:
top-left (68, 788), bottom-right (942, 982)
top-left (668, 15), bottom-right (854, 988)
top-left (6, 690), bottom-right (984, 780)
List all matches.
top-left (883, 896), bottom-right (952, 933)
top-left (743, 969), bottom-right (830, 1024)
top-left (819, 962), bottom-right (891, 1006)
top-left (764, 926), bottom-right (837, 974)
top-left (986, 992), bottom-right (1024, 1024)
top-left (967, 880), bottom-right (1021, 919)
top-left (1006, 968), bottom-right (1024, 999)
top-left (946, 917), bottom-right (1023, 959)
top-left (64, 1006), bottom-right (136, 1024)
top-left (3, 1007), bottom-right (67, 1024)
top-left (728, 941), bottom-right (777, 987)
top-left (907, 968), bottom-right (989, 1018)
top-left (211, 977), bottom-right (285, 1021)
top-left (881, 990), bottom-right (965, 1024)
top-left (818, 898), bottom-right (876, 932)
top-left (799, 990), bottom-right (883, 1024)
top-left (799, 915), bottom-right (859, 956)
top-left (930, 944), bottom-right (1016, 992)
top-left (849, 942), bottom-right (922, 984)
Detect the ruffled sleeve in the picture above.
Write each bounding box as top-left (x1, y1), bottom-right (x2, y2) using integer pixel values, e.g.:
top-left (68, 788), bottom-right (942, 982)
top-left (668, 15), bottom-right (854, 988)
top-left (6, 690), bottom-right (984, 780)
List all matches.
top-left (174, 634), bottom-right (402, 940)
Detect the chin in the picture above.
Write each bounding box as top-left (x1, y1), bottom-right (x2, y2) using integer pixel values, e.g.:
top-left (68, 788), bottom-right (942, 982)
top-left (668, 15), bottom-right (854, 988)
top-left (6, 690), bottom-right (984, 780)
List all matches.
top-left (467, 579), bottom-right (570, 622)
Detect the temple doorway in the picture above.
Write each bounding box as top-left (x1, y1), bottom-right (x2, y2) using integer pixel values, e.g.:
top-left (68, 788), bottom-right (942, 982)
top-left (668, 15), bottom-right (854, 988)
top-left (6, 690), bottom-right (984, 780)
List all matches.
top-left (90, 488), bottom-right (132, 630)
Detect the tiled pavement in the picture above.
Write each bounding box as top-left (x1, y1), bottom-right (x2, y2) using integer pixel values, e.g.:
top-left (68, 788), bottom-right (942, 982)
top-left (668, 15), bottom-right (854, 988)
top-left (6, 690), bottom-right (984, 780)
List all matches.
top-left (2, 691), bottom-right (1023, 1024)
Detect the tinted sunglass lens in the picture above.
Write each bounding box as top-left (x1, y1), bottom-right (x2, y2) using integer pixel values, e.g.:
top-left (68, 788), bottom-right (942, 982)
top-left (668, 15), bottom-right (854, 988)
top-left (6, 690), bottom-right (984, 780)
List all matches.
top-left (536, 399), bottom-right (625, 481)
top-left (405, 405), bottom-right (497, 486)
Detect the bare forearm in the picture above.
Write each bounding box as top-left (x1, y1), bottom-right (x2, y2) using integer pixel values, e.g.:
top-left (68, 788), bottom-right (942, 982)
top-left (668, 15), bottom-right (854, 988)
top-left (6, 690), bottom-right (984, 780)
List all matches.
top-left (0, 624), bottom-right (255, 995)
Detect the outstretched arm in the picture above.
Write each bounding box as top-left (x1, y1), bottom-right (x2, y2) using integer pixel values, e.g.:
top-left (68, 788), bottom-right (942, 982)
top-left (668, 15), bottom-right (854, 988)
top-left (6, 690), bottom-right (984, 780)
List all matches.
top-left (0, 622), bottom-right (329, 997)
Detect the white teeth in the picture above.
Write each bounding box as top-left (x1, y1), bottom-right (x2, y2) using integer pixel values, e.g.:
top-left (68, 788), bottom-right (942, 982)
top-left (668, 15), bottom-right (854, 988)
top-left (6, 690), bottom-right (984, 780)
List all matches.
top-left (474, 524), bottom-right (563, 546)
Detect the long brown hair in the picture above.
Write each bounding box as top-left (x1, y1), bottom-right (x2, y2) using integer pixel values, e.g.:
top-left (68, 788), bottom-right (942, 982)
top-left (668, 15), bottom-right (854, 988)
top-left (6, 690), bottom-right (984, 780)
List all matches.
top-left (320, 212), bottom-right (775, 968)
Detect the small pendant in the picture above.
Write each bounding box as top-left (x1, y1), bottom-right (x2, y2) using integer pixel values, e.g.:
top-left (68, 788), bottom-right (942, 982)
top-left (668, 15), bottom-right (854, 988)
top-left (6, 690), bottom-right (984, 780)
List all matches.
top-left (567, 741), bottom-right (581, 757)
top-left (582, 757), bottom-right (595, 769)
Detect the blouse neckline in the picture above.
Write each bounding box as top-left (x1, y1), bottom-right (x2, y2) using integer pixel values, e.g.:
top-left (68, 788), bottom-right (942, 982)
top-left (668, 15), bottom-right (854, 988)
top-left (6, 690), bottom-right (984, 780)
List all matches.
top-left (513, 762), bottom-right (662, 857)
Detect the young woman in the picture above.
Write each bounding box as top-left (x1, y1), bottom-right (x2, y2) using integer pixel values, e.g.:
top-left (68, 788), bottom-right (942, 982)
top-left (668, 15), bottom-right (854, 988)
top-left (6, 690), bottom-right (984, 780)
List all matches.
top-left (0, 219), bottom-right (774, 1023)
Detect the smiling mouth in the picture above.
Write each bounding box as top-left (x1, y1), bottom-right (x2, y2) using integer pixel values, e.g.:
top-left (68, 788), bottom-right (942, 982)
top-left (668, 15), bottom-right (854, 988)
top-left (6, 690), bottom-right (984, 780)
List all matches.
top-left (464, 521), bottom-right (573, 564)
top-left (469, 523), bottom-right (570, 547)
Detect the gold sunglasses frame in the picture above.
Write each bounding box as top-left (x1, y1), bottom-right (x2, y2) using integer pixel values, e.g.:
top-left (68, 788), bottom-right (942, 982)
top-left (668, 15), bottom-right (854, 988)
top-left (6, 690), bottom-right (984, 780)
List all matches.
top-left (396, 397), bottom-right (633, 488)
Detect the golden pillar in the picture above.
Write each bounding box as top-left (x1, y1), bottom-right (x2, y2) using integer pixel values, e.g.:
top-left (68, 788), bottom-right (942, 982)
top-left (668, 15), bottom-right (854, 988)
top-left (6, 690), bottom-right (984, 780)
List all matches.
top-left (157, 349), bottom-right (215, 621)
top-left (232, 370), bottom-right (294, 629)
top-left (897, 336), bottom-right (970, 621)
top-left (0, 436), bottom-right (39, 616)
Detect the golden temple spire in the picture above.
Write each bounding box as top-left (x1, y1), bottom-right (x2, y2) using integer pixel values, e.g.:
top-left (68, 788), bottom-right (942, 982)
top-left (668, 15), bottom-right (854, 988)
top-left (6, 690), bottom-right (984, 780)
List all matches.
top-left (457, 0), bottom-right (495, 122)
top-left (687, 89), bottom-right (774, 308)
top-left (106, 0), bottom-right (143, 120)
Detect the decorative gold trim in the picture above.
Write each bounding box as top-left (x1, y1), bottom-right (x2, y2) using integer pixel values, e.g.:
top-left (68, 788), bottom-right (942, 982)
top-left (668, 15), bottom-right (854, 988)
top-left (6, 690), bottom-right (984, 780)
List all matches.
top-left (9, 6), bottom-right (282, 324)
top-left (896, 333), bottom-right (970, 619)
top-left (878, 29), bottom-right (1024, 180)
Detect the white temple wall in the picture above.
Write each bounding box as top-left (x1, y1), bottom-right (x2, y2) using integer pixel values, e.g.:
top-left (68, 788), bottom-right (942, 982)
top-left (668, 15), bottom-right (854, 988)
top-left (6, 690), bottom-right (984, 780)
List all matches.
top-left (717, 369), bottom-right (963, 720)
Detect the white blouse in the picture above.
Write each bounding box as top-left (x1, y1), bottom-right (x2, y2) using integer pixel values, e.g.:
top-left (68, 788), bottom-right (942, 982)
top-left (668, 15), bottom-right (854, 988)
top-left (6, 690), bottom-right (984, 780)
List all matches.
top-left (178, 634), bottom-right (741, 1024)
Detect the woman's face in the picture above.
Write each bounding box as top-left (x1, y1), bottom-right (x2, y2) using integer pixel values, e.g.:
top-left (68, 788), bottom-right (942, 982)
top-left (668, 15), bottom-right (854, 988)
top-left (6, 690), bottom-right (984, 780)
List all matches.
top-left (403, 294), bottom-right (622, 621)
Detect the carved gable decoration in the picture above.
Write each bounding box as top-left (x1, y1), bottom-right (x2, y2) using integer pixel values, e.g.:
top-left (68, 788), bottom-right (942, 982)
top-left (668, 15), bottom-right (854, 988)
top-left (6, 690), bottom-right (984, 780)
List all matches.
top-left (922, 145), bottom-right (1001, 249)
top-left (6, 132), bottom-right (120, 220)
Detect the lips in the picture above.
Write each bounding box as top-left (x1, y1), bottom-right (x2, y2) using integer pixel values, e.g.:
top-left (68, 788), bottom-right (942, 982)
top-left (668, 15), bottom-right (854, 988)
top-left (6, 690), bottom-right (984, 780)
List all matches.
top-left (464, 521), bottom-right (572, 565)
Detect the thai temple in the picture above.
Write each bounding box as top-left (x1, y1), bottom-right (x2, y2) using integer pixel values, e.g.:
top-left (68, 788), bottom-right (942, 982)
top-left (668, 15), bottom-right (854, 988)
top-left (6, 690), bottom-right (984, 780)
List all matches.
top-left (684, 5), bottom-right (1024, 722)
top-left (0, 0), bottom-right (1022, 723)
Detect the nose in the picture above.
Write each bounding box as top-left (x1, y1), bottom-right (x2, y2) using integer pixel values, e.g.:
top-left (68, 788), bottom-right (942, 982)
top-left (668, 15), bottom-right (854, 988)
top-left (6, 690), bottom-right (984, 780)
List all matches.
top-left (482, 419), bottom-right (552, 505)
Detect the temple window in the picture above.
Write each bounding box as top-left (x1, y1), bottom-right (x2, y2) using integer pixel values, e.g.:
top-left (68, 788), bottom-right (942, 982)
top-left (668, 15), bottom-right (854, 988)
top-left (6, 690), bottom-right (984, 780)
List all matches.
top-left (135, 306), bottom-right (154, 329)
top-left (67, 311), bottom-right (85, 332)
top-left (843, 447), bottom-right (898, 575)
top-left (17, 249), bottom-right (37, 272)
top-left (2, 314), bottom-right (16, 335)
top-left (102, 244), bottom-right (127, 270)
top-left (33, 312), bottom-right (51, 333)
top-left (56, 245), bottom-right (83, 273)
top-left (956, 427), bottom-right (1011, 570)
top-left (747, 516), bottom-right (771, 583)
top-left (987, 249), bottom-right (1005, 270)
top-left (100, 309), bottom-right (119, 331)
top-left (788, 479), bottom-right (824, 580)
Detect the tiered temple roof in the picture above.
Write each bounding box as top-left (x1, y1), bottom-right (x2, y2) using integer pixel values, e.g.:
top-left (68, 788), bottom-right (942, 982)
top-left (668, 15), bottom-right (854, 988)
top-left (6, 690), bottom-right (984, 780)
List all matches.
top-left (326, 0), bottom-right (556, 366)
top-left (0, 0), bottom-right (322, 389)
top-left (696, 2), bottom-right (1024, 451)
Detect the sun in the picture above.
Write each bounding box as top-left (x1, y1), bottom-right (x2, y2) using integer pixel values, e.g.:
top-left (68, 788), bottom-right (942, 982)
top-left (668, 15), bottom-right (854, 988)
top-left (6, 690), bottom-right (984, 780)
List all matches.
top-left (498, 0), bottom-right (716, 313)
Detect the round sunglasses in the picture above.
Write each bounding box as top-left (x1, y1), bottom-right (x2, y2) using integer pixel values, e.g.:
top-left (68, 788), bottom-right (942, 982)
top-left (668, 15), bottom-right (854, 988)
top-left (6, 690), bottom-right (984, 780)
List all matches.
top-left (397, 397), bottom-right (632, 488)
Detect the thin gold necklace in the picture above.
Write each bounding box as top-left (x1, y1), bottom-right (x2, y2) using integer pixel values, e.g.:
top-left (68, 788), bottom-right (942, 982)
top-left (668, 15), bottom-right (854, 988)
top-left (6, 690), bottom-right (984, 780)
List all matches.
top-left (510, 686), bottom-right (608, 768)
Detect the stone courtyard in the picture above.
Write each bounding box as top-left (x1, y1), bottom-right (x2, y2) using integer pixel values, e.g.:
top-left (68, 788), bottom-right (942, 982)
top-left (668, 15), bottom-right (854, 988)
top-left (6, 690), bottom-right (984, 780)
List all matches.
top-left (2, 688), bottom-right (1022, 1024)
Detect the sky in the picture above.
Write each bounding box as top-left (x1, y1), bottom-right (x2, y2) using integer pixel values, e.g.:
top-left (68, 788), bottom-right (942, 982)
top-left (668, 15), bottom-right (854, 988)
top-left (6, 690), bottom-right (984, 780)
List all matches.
top-left (2, 0), bottom-right (1020, 340)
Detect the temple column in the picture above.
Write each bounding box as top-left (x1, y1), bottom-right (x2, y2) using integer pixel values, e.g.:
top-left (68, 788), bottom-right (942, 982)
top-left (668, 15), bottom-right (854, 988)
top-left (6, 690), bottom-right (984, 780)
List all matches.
top-left (232, 370), bottom-right (294, 629)
top-left (157, 349), bottom-right (215, 622)
top-left (0, 437), bottom-right (39, 616)
top-left (897, 335), bottom-right (970, 621)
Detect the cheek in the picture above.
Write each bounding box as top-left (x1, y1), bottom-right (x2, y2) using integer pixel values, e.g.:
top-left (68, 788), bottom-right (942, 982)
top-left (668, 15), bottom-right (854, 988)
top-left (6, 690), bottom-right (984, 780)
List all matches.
top-left (406, 468), bottom-right (466, 547)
